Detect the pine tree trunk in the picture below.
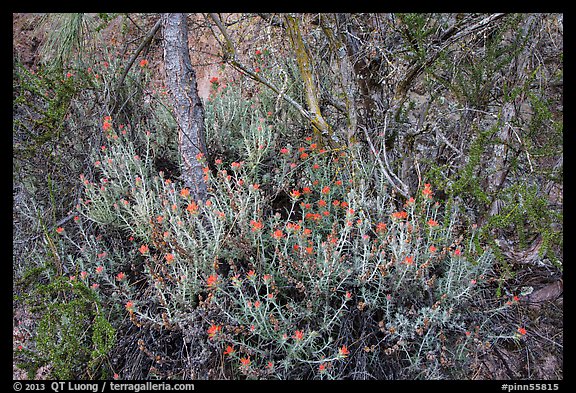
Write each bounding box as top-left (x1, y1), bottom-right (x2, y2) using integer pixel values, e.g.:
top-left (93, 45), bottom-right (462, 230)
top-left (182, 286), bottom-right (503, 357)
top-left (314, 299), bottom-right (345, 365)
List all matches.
top-left (162, 13), bottom-right (208, 202)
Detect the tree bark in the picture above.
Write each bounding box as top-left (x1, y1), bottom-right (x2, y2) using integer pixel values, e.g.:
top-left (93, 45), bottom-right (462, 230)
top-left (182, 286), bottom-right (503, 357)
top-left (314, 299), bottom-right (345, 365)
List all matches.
top-left (284, 15), bottom-right (332, 140)
top-left (162, 13), bottom-right (208, 202)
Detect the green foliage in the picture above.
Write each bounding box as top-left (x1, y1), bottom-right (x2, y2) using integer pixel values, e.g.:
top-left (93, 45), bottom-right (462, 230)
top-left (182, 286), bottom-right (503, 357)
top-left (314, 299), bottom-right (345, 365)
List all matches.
top-left (68, 79), bottom-right (499, 379)
top-left (17, 272), bottom-right (116, 379)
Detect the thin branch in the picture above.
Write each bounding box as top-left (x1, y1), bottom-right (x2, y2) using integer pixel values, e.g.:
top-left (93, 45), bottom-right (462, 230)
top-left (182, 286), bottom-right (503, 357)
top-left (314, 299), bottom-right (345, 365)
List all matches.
top-left (361, 123), bottom-right (409, 199)
top-left (207, 13), bottom-right (312, 124)
top-left (115, 16), bottom-right (162, 92)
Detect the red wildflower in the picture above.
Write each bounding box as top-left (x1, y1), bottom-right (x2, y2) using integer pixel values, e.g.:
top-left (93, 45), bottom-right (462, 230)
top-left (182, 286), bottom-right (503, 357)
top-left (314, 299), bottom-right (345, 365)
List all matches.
top-left (250, 220), bottom-right (264, 232)
top-left (240, 357), bottom-right (251, 368)
top-left (207, 324), bottom-right (221, 340)
top-left (139, 244), bottom-right (149, 255)
top-left (272, 229), bottom-right (284, 240)
top-left (290, 189), bottom-right (301, 199)
top-left (280, 147), bottom-right (289, 155)
top-left (422, 183), bottom-right (434, 199)
top-left (209, 76), bottom-right (219, 84)
top-left (427, 219), bottom-right (438, 227)
top-left (186, 201), bottom-right (199, 214)
top-left (116, 272), bottom-right (126, 281)
top-left (517, 327), bottom-right (527, 336)
top-left (180, 188), bottom-right (190, 197)
top-left (206, 274), bottom-right (218, 288)
top-left (376, 222), bottom-right (387, 233)
top-left (223, 345), bottom-right (235, 355)
top-left (125, 301), bottom-right (135, 312)
top-left (56, 227), bottom-right (64, 234)
top-left (103, 120), bottom-right (112, 132)
top-left (321, 186), bottom-right (331, 195)
top-left (139, 59), bottom-right (148, 67)
top-left (294, 330), bottom-right (304, 341)
top-left (391, 211), bottom-right (408, 219)
top-left (339, 345), bottom-right (350, 358)
top-left (165, 253), bottom-right (175, 263)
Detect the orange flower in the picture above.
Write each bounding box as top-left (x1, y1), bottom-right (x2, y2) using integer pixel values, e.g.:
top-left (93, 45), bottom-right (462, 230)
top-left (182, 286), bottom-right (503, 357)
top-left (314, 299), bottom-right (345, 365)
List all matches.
top-left (223, 345), bottom-right (235, 355)
top-left (272, 229), bottom-right (284, 240)
top-left (180, 188), bottom-right (190, 197)
top-left (427, 219), bottom-right (438, 227)
top-left (206, 274), bottom-right (218, 288)
top-left (422, 183), bottom-right (434, 199)
top-left (376, 222), bottom-right (387, 233)
top-left (321, 186), bottom-right (331, 195)
top-left (247, 270), bottom-right (256, 280)
top-left (56, 227), bottom-right (64, 234)
top-left (187, 201), bottom-right (199, 214)
top-left (517, 327), bottom-right (527, 336)
top-left (391, 211), bottom-right (408, 219)
top-left (318, 199), bottom-right (327, 207)
top-left (139, 244), bottom-right (149, 255)
top-left (250, 220), bottom-right (264, 232)
top-left (207, 324), bottom-right (221, 340)
top-left (125, 301), bottom-right (135, 312)
top-left (404, 256), bottom-right (414, 265)
top-left (240, 357), bottom-right (251, 368)
top-left (290, 189), bottom-right (301, 199)
top-left (339, 345), bottom-right (350, 358)
top-left (294, 330), bottom-right (304, 341)
top-left (165, 253), bottom-right (175, 263)
top-left (139, 59), bottom-right (148, 67)
top-left (429, 245), bottom-right (437, 253)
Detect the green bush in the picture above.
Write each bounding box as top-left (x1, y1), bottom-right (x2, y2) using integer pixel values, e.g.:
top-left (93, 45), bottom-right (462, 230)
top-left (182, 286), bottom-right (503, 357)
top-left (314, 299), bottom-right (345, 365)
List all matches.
top-left (15, 272), bottom-right (115, 379)
top-left (69, 79), bottom-right (502, 379)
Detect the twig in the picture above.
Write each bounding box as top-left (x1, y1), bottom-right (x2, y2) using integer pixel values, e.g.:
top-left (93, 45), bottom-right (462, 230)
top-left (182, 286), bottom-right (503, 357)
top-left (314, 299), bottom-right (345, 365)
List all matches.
top-left (360, 123), bottom-right (409, 199)
top-left (115, 17), bottom-right (162, 93)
